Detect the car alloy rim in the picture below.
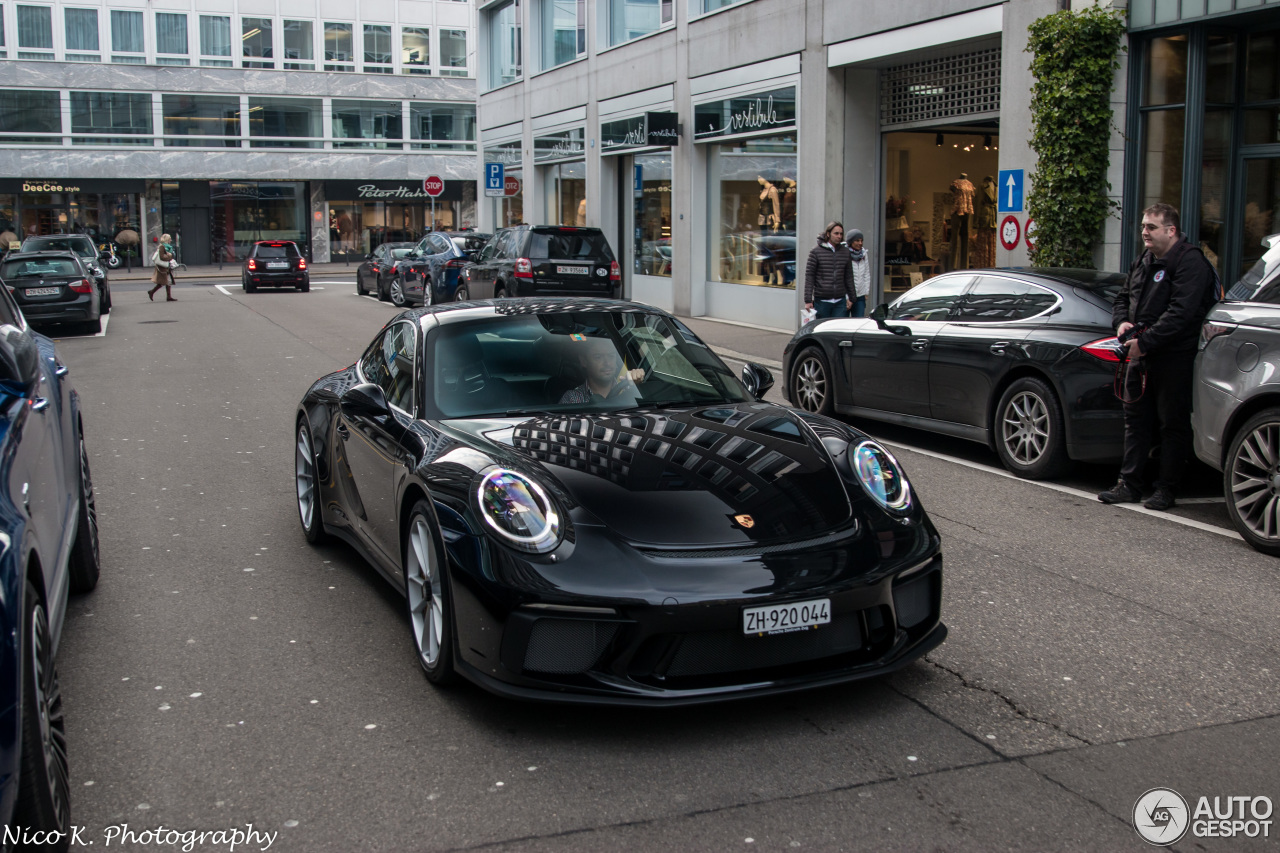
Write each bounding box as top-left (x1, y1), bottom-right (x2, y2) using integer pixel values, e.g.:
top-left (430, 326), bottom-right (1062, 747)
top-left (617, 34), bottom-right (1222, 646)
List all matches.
top-left (1002, 391), bottom-right (1050, 465)
top-left (30, 604), bottom-right (68, 829)
top-left (79, 436), bottom-right (98, 564)
top-left (391, 279), bottom-right (405, 306)
top-left (406, 515), bottom-right (443, 667)
top-left (295, 426), bottom-right (315, 529)
top-left (423, 278), bottom-right (432, 306)
top-left (455, 287), bottom-right (468, 302)
top-left (795, 355), bottom-right (826, 412)
top-left (1231, 420), bottom-right (1280, 541)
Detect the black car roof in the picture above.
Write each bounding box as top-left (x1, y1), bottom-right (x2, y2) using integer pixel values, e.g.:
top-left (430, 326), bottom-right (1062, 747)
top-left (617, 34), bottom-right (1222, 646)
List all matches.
top-left (394, 297), bottom-right (670, 329)
top-left (988, 267), bottom-right (1125, 289)
top-left (4, 250), bottom-right (82, 260)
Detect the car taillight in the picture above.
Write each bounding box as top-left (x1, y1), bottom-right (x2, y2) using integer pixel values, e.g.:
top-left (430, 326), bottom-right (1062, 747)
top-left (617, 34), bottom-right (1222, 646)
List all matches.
top-left (70, 279), bottom-right (92, 294)
top-left (515, 257), bottom-right (533, 278)
top-left (609, 260), bottom-right (621, 283)
top-left (1080, 336), bottom-right (1125, 363)
top-left (445, 258), bottom-right (466, 268)
top-left (1200, 321), bottom-right (1236, 351)
top-left (247, 259), bottom-right (257, 270)
top-left (298, 258), bottom-right (307, 270)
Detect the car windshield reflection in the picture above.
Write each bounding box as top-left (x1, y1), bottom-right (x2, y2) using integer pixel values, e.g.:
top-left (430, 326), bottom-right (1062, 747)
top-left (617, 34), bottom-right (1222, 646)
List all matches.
top-left (430, 311), bottom-right (752, 418)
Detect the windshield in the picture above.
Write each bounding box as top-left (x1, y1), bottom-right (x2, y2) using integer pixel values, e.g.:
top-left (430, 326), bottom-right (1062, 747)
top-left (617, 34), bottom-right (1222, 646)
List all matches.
top-left (527, 230), bottom-right (614, 261)
top-left (453, 235), bottom-right (489, 254)
top-left (2, 258), bottom-right (80, 278)
top-left (430, 311), bottom-right (751, 418)
top-left (24, 237), bottom-right (95, 258)
top-left (1227, 244), bottom-right (1280, 301)
top-left (255, 244), bottom-right (299, 259)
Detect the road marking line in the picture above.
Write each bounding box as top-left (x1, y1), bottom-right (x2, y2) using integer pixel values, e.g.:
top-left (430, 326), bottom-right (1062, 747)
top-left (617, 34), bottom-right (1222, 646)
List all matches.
top-left (215, 284), bottom-right (235, 296)
top-left (95, 313), bottom-right (110, 337)
top-left (879, 439), bottom-right (1243, 542)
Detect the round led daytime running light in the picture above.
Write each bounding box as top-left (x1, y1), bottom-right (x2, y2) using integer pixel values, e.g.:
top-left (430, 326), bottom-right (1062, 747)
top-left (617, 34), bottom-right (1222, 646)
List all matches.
top-left (475, 468), bottom-right (562, 553)
top-left (850, 440), bottom-right (912, 512)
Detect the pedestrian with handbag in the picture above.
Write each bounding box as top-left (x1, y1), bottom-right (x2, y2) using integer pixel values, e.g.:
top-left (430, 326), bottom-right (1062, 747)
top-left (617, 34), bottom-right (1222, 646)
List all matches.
top-left (846, 228), bottom-right (871, 318)
top-left (148, 233), bottom-right (177, 301)
top-left (804, 221), bottom-right (854, 319)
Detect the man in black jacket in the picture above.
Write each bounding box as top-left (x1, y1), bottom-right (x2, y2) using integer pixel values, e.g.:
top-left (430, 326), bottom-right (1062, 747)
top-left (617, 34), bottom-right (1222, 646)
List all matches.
top-left (1098, 203), bottom-right (1219, 510)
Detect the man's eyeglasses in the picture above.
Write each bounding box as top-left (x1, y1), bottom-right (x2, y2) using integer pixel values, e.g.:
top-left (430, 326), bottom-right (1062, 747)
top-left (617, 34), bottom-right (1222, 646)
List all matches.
top-left (1140, 222), bottom-right (1171, 232)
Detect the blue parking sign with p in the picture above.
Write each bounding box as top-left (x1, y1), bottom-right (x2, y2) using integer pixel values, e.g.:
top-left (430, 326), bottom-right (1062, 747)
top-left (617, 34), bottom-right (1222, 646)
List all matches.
top-left (485, 162), bottom-right (504, 196)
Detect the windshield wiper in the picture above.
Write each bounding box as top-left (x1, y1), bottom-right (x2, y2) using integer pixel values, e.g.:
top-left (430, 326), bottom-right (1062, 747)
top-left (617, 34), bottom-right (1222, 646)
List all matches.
top-left (502, 407), bottom-right (560, 418)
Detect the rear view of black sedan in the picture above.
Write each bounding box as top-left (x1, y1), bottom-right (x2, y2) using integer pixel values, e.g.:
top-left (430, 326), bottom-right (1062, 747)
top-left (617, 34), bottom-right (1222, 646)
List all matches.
top-left (783, 269), bottom-right (1127, 479)
top-left (294, 299), bottom-right (944, 705)
top-left (2, 251), bottom-right (104, 335)
top-left (242, 241), bottom-right (309, 292)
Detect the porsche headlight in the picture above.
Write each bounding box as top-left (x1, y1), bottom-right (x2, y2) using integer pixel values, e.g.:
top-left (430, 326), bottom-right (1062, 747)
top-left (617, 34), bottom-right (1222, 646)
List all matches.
top-left (850, 440), bottom-right (912, 512)
top-left (475, 468), bottom-right (562, 553)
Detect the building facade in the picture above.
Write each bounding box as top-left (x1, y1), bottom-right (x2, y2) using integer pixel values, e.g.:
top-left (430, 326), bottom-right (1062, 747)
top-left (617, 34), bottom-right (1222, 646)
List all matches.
top-left (0, 0), bottom-right (480, 264)
top-left (475, 0), bottom-right (1058, 330)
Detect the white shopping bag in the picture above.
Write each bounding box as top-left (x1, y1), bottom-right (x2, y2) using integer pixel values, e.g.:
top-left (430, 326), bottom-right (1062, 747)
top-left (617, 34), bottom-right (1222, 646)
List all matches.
top-left (800, 307), bottom-right (817, 326)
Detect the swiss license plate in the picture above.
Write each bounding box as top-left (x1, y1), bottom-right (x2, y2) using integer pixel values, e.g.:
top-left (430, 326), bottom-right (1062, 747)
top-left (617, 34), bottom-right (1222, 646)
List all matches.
top-left (557, 265), bottom-right (589, 275)
top-left (743, 598), bottom-right (831, 635)
top-left (267, 261), bottom-right (288, 269)
top-left (25, 287), bottom-right (59, 297)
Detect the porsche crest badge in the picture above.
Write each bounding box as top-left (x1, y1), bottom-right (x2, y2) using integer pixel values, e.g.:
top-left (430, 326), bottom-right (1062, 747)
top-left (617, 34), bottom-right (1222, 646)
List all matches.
top-left (734, 514), bottom-right (755, 529)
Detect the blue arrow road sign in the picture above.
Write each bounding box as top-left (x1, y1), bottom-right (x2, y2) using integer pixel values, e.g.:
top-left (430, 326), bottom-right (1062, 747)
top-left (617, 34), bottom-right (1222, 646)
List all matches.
top-left (484, 162), bottom-right (504, 197)
top-left (998, 169), bottom-right (1023, 213)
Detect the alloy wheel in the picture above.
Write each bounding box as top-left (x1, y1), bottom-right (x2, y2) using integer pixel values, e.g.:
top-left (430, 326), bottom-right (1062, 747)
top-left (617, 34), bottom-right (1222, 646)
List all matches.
top-left (390, 278), bottom-right (406, 307)
top-left (79, 436), bottom-right (98, 566)
top-left (423, 277), bottom-right (433, 306)
top-left (406, 515), bottom-right (443, 668)
top-left (1001, 391), bottom-right (1050, 466)
top-left (295, 425), bottom-right (316, 530)
top-left (794, 355), bottom-right (827, 413)
top-left (30, 603), bottom-right (68, 830)
top-left (1230, 420), bottom-right (1280, 541)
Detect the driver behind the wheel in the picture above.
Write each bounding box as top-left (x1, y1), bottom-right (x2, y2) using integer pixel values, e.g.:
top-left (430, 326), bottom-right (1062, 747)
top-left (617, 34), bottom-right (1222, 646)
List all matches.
top-left (558, 335), bottom-right (645, 405)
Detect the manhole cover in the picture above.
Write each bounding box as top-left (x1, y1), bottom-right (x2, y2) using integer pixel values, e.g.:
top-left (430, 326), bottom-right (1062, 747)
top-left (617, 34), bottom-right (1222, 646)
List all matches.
top-left (137, 320), bottom-right (179, 324)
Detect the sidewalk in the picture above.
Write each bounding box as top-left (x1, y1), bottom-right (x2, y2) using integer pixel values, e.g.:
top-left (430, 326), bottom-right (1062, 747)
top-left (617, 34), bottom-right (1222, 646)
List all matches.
top-left (105, 261), bottom-right (364, 282)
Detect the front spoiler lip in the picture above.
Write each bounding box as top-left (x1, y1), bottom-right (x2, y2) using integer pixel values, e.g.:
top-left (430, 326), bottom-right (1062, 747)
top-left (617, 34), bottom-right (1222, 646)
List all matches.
top-left (455, 623), bottom-right (947, 707)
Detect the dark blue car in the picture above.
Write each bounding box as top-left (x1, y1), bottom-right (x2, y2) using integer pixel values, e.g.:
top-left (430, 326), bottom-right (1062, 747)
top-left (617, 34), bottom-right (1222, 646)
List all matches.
top-left (0, 283), bottom-right (99, 843)
top-left (394, 231), bottom-right (491, 306)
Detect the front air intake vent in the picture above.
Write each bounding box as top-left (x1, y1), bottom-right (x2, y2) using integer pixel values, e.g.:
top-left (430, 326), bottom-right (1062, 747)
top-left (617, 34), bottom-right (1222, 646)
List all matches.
top-left (522, 619), bottom-right (619, 674)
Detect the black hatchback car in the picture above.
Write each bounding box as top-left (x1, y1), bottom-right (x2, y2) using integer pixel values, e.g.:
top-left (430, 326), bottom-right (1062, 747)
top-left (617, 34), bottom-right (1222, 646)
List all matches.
top-left (20, 235), bottom-right (110, 311)
top-left (1, 251), bottom-right (104, 335)
top-left (242, 241), bottom-right (309, 292)
top-left (783, 269), bottom-right (1128, 479)
top-left (461, 226), bottom-right (620, 300)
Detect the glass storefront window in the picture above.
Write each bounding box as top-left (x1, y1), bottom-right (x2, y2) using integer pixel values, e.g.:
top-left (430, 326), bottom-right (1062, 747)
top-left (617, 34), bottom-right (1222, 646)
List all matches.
top-left (402, 27), bottom-right (430, 74)
top-left (70, 91), bottom-right (152, 145)
top-left (248, 97), bottom-right (321, 149)
top-left (64, 8), bottom-right (99, 62)
top-left (0, 196), bottom-right (15, 241)
top-left (332, 100), bottom-right (403, 149)
top-left (486, 1), bottom-right (521, 90)
top-left (162, 94), bottom-right (241, 147)
top-left (1206, 33), bottom-right (1235, 104)
top-left (200, 15), bottom-right (232, 66)
top-left (17, 5), bottom-right (53, 60)
top-left (1241, 158), bottom-right (1280, 280)
top-left (364, 24), bottom-right (392, 73)
top-left (707, 134), bottom-right (797, 288)
top-left (0, 89), bottom-right (61, 144)
top-left (1245, 31), bottom-right (1280, 103)
top-left (284, 20), bottom-right (314, 70)
top-left (410, 103), bottom-right (476, 150)
top-left (1200, 109), bottom-right (1231, 273)
top-left (109, 9), bottom-right (143, 64)
top-left (604, 0), bottom-right (672, 46)
top-left (156, 13), bottom-right (188, 65)
top-left (243, 17), bottom-right (273, 69)
top-left (544, 161), bottom-right (586, 226)
top-left (1145, 35), bottom-right (1188, 106)
top-left (440, 29), bottom-right (467, 76)
top-left (634, 152), bottom-right (672, 277)
top-left (210, 181), bottom-right (308, 261)
top-left (325, 22), bottom-right (354, 71)
top-left (1140, 109), bottom-right (1185, 220)
top-left (540, 0), bottom-right (585, 70)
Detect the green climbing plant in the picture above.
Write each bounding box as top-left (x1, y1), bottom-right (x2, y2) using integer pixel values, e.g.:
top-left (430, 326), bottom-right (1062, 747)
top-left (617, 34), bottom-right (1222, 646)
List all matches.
top-left (1025, 5), bottom-right (1127, 268)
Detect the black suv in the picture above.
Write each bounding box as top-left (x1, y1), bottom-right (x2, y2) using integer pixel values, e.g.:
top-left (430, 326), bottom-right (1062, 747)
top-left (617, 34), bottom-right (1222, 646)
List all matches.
top-left (20, 234), bottom-right (110, 311)
top-left (1, 250), bottom-right (104, 334)
top-left (461, 226), bottom-right (620, 299)
top-left (242, 241), bottom-right (309, 292)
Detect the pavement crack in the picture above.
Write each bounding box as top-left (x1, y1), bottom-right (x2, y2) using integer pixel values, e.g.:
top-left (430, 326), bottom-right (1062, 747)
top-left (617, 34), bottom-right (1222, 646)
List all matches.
top-left (928, 511), bottom-right (986, 535)
top-left (923, 657), bottom-right (1094, 746)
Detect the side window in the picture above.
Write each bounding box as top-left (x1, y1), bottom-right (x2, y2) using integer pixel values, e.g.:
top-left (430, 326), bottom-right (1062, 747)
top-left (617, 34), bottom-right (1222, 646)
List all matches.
top-left (429, 234), bottom-right (452, 254)
top-left (955, 277), bottom-right (1032, 322)
top-left (888, 276), bottom-right (971, 322)
top-left (360, 331), bottom-right (391, 390)
top-left (497, 230), bottom-right (519, 260)
top-left (361, 322), bottom-right (417, 413)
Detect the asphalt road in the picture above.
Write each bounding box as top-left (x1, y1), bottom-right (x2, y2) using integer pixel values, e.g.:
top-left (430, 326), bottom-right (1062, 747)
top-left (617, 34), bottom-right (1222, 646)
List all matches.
top-left (42, 277), bottom-right (1280, 852)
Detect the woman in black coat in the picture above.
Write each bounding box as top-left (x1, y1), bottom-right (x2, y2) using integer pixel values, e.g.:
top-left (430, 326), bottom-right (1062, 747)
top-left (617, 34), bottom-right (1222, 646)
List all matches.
top-left (804, 221), bottom-right (854, 319)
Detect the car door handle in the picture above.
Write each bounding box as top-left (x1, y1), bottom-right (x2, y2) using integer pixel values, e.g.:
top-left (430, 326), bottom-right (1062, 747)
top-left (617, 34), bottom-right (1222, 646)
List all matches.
top-left (990, 341), bottom-right (1010, 355)
top-left (54, 361), bottom-right (68, 377)
top-left (336, 423), bottom-right (350, 441)
top-left (31, 397), bottom-right (49, 412)
top-left (838, 340), bottom-right (852, 348)
top-left (911, 339), bottom-right (928, 352)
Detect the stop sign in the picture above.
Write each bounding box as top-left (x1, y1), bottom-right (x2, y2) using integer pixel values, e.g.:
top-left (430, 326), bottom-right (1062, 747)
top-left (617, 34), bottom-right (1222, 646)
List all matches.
top-left (503, 175), bottom-right (521, 197)
top-left (423, 176), bottom-right (444, 197)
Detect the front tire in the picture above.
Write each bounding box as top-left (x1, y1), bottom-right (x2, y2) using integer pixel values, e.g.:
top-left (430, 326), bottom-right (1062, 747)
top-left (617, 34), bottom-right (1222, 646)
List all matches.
top-left (15, 580), bottom-right (70, 850)
top-left (422, 276), bottom-right (433, 307)
top-left (68, 429), bottom-right (100, 593)
top-left (789, 346), bottom-right (833, 416)
top-left (454, 285), bottom-right (469, 302)
top-left (296, 420), bottom-right (327, 544)
top-left (389, 276), bottom-right (406, 307)
top-left (404, 501), bottom-right (456, 685)
top-left (994, 376), bottom-right (1068, 479)
top-left (1224, 407), bottom-right (1280, 557)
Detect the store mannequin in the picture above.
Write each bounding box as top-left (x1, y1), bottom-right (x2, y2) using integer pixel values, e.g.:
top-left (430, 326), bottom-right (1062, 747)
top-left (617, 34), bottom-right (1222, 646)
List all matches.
top-left (976, 175), bottom-right (997, 268)
top-left (758, 177), bottom-right (780, 232)
top-left (781, 177), bottom-right (797, 232)
top-left (949, 172), bottom-right (976, 270)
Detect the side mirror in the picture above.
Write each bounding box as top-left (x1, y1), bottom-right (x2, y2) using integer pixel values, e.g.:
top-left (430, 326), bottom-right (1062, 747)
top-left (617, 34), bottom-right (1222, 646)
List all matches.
top-left (870, 303), bottom-right (912, 337)
top-left (0, 324), bottom-right (39, 388)
top-left (741, 362), bottom-right (775, 400)
top-left (340, 382), bottom-right (391, 420)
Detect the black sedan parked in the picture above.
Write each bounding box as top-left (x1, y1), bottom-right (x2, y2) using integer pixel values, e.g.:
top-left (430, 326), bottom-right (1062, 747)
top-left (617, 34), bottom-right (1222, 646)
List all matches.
top-left (20, 235), bottom-right (111, 312)
top-left (783, 269), bottom-right (1127, 479)
top-left (242, 241), bottom-right (309, 292)
top-left (355, 242), bottom-right (417, 303)
top-left (294, 299), bottom-right (945, 705)
top-left (395, 231), bottom-right (491, 305)
top-left (2, 251), bottom-right (105, 335)
top-left (0, 284), bottom-right (100, 839)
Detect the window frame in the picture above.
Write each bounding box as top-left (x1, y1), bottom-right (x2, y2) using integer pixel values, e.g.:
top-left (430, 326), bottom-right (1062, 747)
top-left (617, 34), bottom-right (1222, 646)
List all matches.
top-left (108, 8), bottom-right (144, 64)
top-left (282, 19), bottom-right (315, 71)
top-left (154, 11), bottom-right (188, 65)
top-left (362, 23), bottom-right (393, 74)
top-left (241, 16), bottom-right (274, 69)
top-left (16, 4), bottom-right (54, 60)
top-left (485, 0), bottom-right (522, 91)
top-left (599, 0), bottom-right (673, 50)
top-left (198, 15), bottom-right (232, 67)
top-left (324, 21), bottom-right (354, 71)
top-left (439, 28), bottom-right (467, 77)
top-left (538, 0), bottom-right (586, 73)
top-left (401, 26), bottom-right (430, 75)
top-left (63, 6), bottom-right (99, 62)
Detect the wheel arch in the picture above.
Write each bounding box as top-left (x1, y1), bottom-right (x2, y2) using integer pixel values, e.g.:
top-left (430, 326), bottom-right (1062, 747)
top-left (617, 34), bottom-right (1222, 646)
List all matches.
top-left (1220, 392), bottom-right (1280, 469)
top-left (786, 339), bottom-right (838, 405)
top-left (986, 365), bottom-right (1067, 452)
